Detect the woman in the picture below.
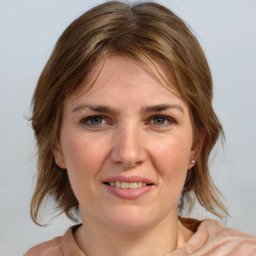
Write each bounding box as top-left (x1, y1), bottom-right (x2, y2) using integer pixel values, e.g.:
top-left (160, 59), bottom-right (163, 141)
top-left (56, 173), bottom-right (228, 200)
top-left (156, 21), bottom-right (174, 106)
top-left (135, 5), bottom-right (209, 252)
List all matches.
top-left (25, 1), bottom-right (256, 255)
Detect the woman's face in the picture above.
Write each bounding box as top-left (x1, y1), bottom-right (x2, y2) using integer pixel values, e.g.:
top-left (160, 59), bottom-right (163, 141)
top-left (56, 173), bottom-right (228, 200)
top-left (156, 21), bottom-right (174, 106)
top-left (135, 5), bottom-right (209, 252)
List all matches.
top-left (54, 55), bottom-right (199, 231)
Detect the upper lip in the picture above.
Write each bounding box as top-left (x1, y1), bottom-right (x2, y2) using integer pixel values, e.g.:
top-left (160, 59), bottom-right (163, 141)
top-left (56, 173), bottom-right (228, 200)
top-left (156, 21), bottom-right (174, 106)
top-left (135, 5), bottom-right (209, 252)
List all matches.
top-left (102, 176), bottom-right (155, 185)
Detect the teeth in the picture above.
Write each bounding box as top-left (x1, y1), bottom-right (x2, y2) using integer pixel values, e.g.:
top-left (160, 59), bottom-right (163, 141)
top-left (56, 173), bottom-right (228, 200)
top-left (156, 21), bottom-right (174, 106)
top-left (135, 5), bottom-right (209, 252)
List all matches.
top-left (108, 181), bottom-right (148, 189)
top-left (129, 182), bottom-right (137, 189)
top-left (121, 182), bottom-right (129, 189)
top-left (137, 182), bottom-right (142, 188)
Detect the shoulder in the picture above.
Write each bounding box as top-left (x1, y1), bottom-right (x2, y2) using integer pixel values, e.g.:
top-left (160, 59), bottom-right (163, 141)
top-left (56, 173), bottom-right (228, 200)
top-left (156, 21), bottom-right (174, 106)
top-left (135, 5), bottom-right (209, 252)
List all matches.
top-left (185, 218), bottom-right (256, 256)
top-left (24, 224), bottom-right (82, 256)
top-left (24, 236), bottom-right (63, 256)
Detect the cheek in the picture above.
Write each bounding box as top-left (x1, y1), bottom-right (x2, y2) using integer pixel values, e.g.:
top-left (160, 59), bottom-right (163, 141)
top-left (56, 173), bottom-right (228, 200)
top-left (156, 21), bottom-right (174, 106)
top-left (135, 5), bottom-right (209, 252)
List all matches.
top-left (149, 135), bottom-right (192, 193)
top-left (60, 134), bottom-right (112, 208)
top-left (151, 136), bottom-right (191, 172)
top-left (60, 134), bottom-right (108, 191)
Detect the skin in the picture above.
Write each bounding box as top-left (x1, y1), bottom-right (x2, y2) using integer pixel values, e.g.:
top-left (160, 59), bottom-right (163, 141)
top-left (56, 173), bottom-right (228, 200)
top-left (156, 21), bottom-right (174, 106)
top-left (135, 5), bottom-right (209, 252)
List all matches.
top-left (53, 55), bottom-right (203, 256)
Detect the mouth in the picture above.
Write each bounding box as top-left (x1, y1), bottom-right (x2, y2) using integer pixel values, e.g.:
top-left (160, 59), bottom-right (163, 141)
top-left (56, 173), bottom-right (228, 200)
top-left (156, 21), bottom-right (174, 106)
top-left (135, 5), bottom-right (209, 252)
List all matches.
top-left (103, 181), bottom-right (154, 189)
top-left (102, 176), bottom-right (155, 199)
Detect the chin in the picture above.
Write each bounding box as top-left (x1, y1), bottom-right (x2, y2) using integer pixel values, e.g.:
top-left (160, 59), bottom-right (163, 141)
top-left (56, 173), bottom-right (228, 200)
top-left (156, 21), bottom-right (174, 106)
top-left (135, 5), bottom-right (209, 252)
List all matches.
top-left (101, 205), bottom-right (170, 232)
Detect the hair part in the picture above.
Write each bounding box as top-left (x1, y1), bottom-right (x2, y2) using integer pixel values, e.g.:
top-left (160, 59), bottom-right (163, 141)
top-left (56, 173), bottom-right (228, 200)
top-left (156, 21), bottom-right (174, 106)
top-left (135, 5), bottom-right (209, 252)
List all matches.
top-left (30, 1), bottom-right (228, 225)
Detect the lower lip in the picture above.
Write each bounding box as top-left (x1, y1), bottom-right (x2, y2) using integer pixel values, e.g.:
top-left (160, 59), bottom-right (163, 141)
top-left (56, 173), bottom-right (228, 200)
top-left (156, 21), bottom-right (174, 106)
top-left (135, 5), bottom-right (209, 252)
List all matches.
top-left (104, 184), bottom-right (153, 199)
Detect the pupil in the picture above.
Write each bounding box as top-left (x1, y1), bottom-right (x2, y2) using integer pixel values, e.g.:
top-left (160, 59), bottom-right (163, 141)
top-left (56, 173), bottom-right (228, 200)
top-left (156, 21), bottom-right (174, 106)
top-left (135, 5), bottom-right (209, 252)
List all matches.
top-left (155, 117), bottom-right (164, 124)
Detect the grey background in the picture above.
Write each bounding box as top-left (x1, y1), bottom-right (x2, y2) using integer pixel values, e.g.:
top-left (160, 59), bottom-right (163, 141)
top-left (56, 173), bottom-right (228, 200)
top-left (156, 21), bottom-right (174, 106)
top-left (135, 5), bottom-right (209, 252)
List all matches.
top-left (0, 0), bottom-right (255, 255)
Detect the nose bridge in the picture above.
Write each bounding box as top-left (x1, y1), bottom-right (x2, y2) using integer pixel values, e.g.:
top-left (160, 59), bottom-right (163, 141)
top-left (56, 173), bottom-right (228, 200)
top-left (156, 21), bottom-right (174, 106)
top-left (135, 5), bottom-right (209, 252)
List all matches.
top-left (110, 121), bottom-right (146, 167)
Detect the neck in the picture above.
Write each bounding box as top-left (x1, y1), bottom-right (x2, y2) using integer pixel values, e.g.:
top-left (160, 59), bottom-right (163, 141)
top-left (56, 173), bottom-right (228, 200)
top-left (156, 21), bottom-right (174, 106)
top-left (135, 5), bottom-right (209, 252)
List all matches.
top-left (74, 213), bottom-right (192, 256)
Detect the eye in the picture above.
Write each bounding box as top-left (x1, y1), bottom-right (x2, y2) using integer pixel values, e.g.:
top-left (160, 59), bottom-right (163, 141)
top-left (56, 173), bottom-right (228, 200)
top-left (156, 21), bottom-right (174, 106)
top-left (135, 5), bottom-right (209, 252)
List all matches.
top-left (149, 115), bottom-right (175, 127)
top-left (80, 115), bottom-right (108, 127)
top-left (152, 116), bottom-right (167, 125)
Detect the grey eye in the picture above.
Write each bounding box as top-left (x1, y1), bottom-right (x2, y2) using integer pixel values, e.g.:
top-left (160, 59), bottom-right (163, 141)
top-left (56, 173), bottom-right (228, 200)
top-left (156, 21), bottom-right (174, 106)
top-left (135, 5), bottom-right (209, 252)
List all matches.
top-left (153, 116), bottom-right (166, 125)
top-left (89, 116), bottom-right (103, 125)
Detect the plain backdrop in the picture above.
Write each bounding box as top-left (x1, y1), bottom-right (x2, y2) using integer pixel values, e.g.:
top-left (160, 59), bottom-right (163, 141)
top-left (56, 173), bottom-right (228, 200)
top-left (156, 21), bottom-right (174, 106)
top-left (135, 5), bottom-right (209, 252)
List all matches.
top-left (0, 0), bottom-right (256, 255)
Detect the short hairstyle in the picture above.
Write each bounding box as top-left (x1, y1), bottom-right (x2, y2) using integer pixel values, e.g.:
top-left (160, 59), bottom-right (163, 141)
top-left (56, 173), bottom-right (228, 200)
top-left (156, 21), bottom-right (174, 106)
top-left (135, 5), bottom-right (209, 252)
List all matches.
top-left (30, 1), bottom-right (228, 225)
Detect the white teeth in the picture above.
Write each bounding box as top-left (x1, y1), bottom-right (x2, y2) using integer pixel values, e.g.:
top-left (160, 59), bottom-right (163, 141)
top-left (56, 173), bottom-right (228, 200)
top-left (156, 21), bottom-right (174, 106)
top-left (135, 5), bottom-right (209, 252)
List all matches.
top-left (137, 182), bottom-right (142, 188)
top-left (129, 182), bottom-right (137, 189)
top-left (108, 181), bottom-right (149, 189)
top-left (121, 182), bottom-right (129, 189)
top-left (115, 181), bottom-right (121, 188)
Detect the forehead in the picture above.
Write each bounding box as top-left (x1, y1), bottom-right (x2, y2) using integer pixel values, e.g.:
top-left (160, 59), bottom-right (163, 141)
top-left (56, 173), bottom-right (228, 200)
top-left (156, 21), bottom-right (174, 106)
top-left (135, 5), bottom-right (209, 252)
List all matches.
top-left (66, 55), bottom-right (189, 114)
top-left (71, 55), bottom-right (180, 100)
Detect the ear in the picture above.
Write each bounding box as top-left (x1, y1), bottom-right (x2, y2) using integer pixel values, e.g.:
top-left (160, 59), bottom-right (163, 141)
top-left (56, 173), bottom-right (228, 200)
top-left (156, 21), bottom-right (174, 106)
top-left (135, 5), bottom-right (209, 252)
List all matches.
top-left (188, 130), bottom-right (205, 169)
top-left (52, 141), bottom-right (66, 169)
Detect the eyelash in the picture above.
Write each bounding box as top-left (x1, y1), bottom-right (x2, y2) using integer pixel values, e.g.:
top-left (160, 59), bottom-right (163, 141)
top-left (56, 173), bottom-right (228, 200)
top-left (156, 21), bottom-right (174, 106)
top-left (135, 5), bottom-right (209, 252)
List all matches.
top-left (79, 115), bottom-right (176, 128)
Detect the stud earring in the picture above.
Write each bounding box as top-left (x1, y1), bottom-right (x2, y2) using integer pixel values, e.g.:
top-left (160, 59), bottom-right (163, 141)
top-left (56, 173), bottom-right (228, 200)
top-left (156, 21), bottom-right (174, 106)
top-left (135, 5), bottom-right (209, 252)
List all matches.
top-left (190, 159), bottom-right (195, 164)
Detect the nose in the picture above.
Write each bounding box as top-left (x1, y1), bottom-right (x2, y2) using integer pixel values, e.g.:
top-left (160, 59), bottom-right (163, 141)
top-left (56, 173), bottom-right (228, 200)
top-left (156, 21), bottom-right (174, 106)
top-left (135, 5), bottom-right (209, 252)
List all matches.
top-left (110, 124), bottom-right (147, 168)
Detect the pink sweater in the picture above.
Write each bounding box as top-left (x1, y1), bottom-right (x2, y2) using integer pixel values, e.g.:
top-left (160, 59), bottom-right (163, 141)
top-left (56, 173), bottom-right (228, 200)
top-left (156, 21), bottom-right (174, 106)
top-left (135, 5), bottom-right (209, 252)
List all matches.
top-left (24, 218), bottom-right (256, 256)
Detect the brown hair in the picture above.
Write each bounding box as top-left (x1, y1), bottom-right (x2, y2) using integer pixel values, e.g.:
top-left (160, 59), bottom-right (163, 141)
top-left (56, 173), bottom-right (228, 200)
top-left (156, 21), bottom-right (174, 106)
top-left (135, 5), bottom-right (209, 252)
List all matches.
top-left (30, 1), bottom-right (228, 225)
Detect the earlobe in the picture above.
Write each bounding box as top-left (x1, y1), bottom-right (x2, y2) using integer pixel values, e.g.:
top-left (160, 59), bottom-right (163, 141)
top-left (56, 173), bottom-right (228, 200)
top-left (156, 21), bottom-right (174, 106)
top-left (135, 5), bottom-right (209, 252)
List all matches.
top-left (188, 130), bottom-right (205, 169)
top-left (52, 142), bottom-right (66, 169)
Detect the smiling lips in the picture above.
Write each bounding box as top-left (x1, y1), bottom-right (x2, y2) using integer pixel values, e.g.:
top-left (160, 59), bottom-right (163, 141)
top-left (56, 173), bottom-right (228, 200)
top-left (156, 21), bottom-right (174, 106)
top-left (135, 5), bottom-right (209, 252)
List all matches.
top-left (103, 176), bottom-right (154, 199)
top-left (107, 181), bottom-right (148, 189)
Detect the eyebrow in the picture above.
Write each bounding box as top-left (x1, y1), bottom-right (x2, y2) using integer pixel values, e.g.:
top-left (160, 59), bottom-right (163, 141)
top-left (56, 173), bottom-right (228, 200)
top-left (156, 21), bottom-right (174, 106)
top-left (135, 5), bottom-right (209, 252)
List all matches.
top-left (72, 105), bottom-right (118, 114)
top-left (72, 104), bottom-right (184, 114)
top-left (142, 104), bottom-right (184, 113)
